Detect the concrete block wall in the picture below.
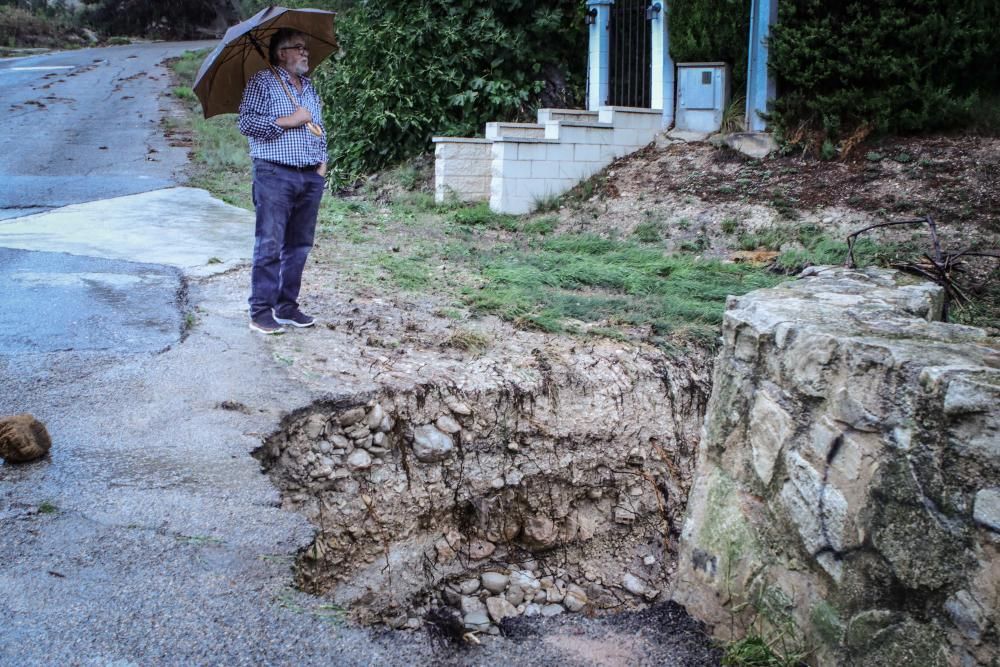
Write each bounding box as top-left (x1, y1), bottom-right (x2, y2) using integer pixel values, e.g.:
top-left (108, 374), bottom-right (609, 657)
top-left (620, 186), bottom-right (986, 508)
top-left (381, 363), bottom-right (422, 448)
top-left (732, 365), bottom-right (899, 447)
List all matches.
top-left (435, 107), bottom-right (663, 214)
top-left (433, 138), bottom-right (492, 203)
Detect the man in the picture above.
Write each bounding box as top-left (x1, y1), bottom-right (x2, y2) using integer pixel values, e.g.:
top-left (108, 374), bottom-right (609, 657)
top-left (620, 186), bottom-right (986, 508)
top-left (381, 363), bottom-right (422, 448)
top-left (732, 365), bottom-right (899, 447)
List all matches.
top-left (238, 28), bottom-right (327, 335)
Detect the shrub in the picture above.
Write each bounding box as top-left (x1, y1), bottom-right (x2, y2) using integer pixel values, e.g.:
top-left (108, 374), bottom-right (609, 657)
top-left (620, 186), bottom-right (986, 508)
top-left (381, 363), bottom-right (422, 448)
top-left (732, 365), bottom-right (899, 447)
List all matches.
top-left (769, 0), bottom-right (1000, 144)
top-left (314, 0), bottom-right (586, 185)
top-left (668, 0), bottom-right (752, 93)
top-left (0, 5), bottom-right (76, 48)
top-left (79, 0), bottom-right (240, 39)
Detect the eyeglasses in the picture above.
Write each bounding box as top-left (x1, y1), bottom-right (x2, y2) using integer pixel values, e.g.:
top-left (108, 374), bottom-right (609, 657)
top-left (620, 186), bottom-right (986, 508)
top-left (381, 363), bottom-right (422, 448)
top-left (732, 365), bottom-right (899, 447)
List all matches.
top-left (280, 45), bottom-right (309, 54)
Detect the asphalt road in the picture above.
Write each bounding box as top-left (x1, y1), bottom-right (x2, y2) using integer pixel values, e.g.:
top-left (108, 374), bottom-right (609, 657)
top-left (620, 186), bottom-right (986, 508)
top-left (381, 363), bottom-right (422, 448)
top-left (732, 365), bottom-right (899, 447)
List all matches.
top-left (0, 246), bottom-right (181, 354)
top-left (0, 41), bottom-right (206, 220)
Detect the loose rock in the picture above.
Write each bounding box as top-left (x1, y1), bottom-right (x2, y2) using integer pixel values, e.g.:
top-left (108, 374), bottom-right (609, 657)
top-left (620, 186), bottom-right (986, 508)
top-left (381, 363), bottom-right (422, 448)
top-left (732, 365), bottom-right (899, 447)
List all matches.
top-left (468, 539), bottom-right (496, 560)
top-left (347, 449), bottom-right (372, 471)
top-left (458, 579), bottom-right (480, 596)
top-left (0, 414), bottom-right (52, 463)
top-left (339, 407), bottom-right (366, 427)
top-left (411, 424), bottom-right (454, 463)
top-left (435, 414), bottom-right (462, 434)
top-left (622, 573), bottom-right (647, 596)
top-left (481, 572), bottom-right (509, 594)
top-left (563, 585), bottom-right (587, 612)
top-left (485, 596), bottom-right (517, 623)
top-left (541, 604), bottom-right (564, 617)
top-left (522, 603), bottom-right (542, 617)
top-left (366, 404), bottom-right (385, 429)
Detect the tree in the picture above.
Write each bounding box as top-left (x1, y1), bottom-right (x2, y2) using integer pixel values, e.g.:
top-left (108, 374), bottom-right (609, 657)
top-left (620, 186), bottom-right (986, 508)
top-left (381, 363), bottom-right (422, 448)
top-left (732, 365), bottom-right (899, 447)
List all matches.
top-left (80, 0), bottom-right (240, 38)
top-left (769, 0), bottom-right (1000, 143)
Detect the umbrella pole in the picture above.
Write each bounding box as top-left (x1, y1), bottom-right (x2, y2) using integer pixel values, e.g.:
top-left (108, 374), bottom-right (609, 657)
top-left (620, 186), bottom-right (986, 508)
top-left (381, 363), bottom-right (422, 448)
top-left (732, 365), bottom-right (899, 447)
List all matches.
top-left (265, 61), bottom-right (323, 138)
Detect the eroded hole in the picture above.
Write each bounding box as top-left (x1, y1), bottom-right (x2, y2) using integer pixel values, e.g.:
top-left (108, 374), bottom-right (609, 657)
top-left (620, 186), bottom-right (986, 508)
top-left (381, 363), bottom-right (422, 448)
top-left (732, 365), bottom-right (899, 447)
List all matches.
top-left (254, 371), bottom-right (708, 637)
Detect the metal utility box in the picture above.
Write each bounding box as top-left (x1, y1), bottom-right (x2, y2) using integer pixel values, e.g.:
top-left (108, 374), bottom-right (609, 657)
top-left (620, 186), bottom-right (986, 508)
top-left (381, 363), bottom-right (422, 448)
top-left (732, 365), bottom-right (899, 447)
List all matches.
top-left (675, 62), bottom-right (731, 133)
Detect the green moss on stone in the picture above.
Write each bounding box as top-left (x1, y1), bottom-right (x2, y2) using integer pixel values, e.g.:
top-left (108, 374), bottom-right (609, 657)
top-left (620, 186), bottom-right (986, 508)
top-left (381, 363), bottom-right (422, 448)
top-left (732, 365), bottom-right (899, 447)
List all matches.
top-left (811, 600), bottom-right (844, 647)
top-left (699, 471), bottom-right (758, 567)
top-left (845, 611), bottom-right (948, 667)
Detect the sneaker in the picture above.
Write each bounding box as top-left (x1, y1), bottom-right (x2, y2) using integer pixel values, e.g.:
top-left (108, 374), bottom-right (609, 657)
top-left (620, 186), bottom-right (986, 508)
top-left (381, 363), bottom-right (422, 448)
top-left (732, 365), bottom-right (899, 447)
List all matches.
top-left (273, 308), bottom-right (315, 328)
top-left (249, 312), bottom-right (286, 335)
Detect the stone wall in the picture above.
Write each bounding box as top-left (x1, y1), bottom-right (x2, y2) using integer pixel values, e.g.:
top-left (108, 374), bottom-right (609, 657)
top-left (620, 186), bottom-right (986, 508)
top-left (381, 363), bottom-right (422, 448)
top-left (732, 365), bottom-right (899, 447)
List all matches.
top-left (672, 267), bottom-right (999, 666)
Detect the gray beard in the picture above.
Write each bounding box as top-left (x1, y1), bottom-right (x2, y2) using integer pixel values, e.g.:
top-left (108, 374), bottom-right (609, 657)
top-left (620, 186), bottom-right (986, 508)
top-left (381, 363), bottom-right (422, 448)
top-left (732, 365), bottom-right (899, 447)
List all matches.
top-left (292, 61), bottom-right (309, 76)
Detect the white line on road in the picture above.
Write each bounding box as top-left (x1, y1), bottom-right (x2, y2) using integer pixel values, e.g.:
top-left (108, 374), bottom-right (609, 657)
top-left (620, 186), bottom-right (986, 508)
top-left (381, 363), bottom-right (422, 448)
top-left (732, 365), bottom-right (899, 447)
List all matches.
top-left (4, 65), bottom-right (75, 72)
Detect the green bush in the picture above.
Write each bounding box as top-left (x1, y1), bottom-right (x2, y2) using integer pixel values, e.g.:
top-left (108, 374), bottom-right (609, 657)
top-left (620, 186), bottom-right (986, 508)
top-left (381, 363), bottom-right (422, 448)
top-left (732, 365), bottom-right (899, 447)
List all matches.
top-left (0, 5), bottom-right (75, 48)
top-left (668, 0), bottom-right (752, 93)
top-left (315, 0), bottom-right (586, 185)
top-left (769, 0), bottom-right (1000, 143)
top-left (80, 0), bottom-right (239, 39)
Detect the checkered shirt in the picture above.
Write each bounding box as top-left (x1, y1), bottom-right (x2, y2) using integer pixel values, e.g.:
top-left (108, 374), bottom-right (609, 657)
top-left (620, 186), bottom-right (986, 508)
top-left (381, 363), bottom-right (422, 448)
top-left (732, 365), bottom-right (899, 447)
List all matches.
top-left (238, 67), bottom-right (327, 167)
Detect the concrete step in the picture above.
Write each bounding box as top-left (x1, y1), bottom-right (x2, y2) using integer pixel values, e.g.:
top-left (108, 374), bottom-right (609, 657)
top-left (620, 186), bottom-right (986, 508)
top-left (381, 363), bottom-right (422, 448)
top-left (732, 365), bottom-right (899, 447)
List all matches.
top-left (537, 108), bottom-right (600, 124)
top-left (598, 106), bottom-right (665, 130)
top-left (485, 122), bottom-right (546, 139)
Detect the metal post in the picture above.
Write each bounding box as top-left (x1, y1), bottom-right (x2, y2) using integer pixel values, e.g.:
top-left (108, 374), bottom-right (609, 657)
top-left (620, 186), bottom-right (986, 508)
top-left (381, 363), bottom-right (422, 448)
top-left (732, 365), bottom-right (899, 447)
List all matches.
top-left (649, 1), bottom-right (673, 126)
top-left (745, 0), bottom-right (777, 132)
top-left (587, 0), bottom-right (614, 110)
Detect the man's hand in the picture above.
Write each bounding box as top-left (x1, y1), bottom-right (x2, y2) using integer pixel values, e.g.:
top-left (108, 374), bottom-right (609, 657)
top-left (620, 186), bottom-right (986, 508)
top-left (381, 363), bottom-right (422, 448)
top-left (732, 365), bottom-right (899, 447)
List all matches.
top-left (276, 106), bottom-right (313, 129)
top-left (317, 163), bottom-right (328, 177)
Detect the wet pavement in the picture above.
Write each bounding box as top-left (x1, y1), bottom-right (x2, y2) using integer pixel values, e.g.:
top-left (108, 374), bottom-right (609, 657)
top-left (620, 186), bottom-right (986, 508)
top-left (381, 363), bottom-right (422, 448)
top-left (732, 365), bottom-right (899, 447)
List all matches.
top-left (0, 41), bottom-right (212, 220)
top-left (0, 187), bottom-right (254, 276)
top-left (0, 247), bottom-right (181, 354)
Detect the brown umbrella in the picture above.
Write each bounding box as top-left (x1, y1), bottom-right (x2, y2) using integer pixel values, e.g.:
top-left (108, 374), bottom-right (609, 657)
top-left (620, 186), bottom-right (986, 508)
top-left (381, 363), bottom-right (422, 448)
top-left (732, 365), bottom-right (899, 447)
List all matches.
top-left (193, 6), bottom-right (336, 136)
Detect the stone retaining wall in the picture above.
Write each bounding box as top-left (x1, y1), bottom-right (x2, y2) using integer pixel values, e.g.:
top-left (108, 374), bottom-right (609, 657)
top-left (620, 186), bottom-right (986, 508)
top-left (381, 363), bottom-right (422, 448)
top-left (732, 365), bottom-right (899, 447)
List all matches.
top-left (672, 267), bottom-right (1000, 666)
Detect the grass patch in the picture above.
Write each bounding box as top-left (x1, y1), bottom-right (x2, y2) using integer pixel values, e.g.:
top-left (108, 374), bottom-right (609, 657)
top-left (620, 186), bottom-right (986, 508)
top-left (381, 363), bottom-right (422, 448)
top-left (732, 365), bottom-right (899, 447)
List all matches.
top-left (533, 193), bottom-right (562, 213)
top-left (773, 229), bottom-right (922, 274)
top-left (444, 328), bottom-right (491, 353)
top-left (275, 588), bottom-right (346, 624)
top-left (394, 164), bottom-right (422, 191)
top-left (632, 221), bottom-right (664, 244)
top-left (451, 202), bottom-right (519, 231)
top-left (172, 86), bottom-right (196, 102)
top-left (951, 267), bottom-right (1000, 331)
top-left (521, 216), bottom-right (558, 235)
top-left (722, 635), bottom-right (795, 666)
top-left (38, 501), bottom-right (58, 515)
top-left (167, 49), bottom-right (252, 205)
top-left (465, 234), bottom-right (782, 345)
top-left (170, 49), bottom-right (205, 82)
top-left (192, 117), bottom-right (250, 171)
top-left (376, 252), bottom-right (433, 291)
top-left (738, 228), bottom-right (786, 252)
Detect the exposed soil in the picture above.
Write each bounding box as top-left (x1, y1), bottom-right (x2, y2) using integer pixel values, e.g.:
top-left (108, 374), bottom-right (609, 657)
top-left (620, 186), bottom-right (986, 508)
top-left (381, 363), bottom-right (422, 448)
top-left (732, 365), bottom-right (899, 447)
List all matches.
top-left (558, 135), bottom-right (1000, 267)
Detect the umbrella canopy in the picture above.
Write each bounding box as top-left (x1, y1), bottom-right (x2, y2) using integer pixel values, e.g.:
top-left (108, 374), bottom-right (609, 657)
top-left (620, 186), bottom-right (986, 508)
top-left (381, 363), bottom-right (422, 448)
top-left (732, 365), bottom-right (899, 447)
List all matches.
top-left (193, 6), bottom-right (336, 119)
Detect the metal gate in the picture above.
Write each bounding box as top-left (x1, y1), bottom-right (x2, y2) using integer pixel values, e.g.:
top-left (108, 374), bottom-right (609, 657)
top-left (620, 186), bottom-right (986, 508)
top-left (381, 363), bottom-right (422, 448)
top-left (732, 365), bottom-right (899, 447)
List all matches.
top-left (608, 0), bottom-right (652, 108)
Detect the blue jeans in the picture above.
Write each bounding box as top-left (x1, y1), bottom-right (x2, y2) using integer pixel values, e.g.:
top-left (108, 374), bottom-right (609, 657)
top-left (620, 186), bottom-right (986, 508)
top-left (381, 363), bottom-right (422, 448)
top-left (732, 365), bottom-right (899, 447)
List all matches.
top-left (249, 159), bottom-right (324, 319)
